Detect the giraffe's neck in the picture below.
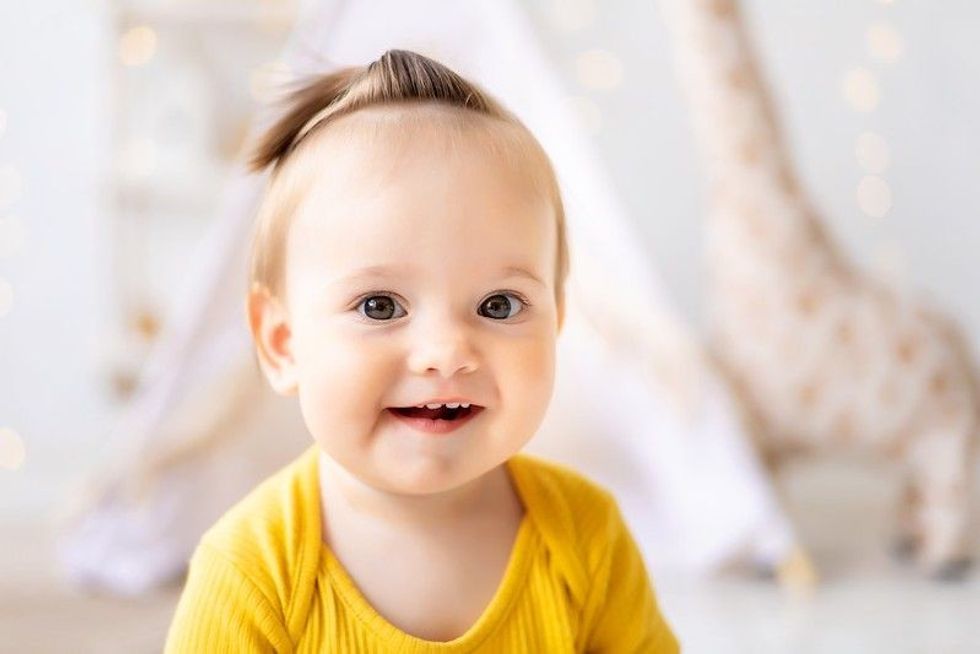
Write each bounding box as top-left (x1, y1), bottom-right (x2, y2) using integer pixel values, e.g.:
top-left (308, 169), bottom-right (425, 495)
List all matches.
top-left (661, 0), bottom-right (833, 258)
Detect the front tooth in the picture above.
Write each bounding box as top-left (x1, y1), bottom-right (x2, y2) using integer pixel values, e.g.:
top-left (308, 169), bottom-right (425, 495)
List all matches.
top-left (446, 402), bottom-right (460, 409)
top-left (461, 402), bottom-right (470, 408)
top-left (425, 403), bottom-right (443, 410)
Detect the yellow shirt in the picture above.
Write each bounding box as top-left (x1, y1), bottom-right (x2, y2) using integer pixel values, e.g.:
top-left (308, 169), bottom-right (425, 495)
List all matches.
top-left (165, 445), bottom-right (680, 653)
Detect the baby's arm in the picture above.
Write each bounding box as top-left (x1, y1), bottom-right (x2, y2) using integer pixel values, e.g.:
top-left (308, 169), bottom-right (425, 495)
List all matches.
top-left (165, 543), bottom-right (292, 653)
top-left (580, 499), bottom-right (681, 653)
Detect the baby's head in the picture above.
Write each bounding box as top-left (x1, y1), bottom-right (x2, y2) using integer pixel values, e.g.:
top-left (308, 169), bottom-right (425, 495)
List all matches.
top-left (246, 50), bottom-right (569, 495)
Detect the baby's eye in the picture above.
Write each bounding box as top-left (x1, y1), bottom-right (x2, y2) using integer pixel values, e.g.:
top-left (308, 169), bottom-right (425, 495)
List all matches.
top-left (357, 294), bottom-right (407, 321)
top-left (479, 293), bottom-right (527, 320)
top-left (355, 292), bottom-right (528, 322)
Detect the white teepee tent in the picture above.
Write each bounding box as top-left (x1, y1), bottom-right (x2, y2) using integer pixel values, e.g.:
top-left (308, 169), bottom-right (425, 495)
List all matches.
top-left (56, 0), bottom-right (797, 596)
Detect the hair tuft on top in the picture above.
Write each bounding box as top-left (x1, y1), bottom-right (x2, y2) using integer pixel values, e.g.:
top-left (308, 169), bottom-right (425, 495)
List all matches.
top-left (247, 49), bottom-right (498, 174)
top-left (247, 66), bottom-right (362, 173)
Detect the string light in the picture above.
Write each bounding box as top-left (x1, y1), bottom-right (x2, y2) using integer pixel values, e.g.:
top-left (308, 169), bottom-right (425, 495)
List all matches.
top-left (867, 23), bottom-right (904, 62)
top-left (847, 4), bottom-right (903, 236)
top-left (119, 26), bottom-right (158, 67)
top-left (842, 67), bottom-right (880, 112)
top-left (0, 427), bottom-right (26, 471)
top-left (575, 48), bottom-right (624, 91)
top-left (857, 175), bottom-right (892, 218)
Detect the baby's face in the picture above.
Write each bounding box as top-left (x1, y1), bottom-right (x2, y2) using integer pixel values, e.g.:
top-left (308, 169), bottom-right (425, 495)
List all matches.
top-left (266, 113), bottom-right (561, 495)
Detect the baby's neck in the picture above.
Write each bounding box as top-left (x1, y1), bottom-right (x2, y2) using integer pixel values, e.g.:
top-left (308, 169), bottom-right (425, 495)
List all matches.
top-left (317, 452), bottom-right (522, 538)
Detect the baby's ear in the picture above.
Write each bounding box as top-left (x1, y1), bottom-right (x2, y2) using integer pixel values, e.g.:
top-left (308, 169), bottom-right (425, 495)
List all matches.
top-left (247, 283), bottom-right (299, 396)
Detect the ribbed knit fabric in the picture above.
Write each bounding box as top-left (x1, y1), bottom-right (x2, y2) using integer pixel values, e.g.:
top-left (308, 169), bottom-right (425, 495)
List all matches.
top-left (165, 445), bottom-right (679, 653)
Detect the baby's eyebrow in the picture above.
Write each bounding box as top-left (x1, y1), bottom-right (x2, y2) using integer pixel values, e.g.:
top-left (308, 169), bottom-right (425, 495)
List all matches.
top-left (336, 265), bottom-right (410, 284)
top-left (501, 266), bottom-right (545, 286)
top-left (332, 264), bottom-right (544, 287)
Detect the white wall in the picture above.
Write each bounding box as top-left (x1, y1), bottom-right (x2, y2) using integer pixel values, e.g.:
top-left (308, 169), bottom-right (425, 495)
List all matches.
top-left (0, 1), bottom-right (113, 519)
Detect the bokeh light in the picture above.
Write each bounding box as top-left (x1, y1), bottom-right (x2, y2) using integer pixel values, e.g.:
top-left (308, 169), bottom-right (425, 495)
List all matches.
top-left (857, 175), bottom-right (892, 218)
top-left (0, 427), bottom-right (26, 471)
top-left (575, 48), bottom-right (624, 91)
top-left (842, 67), bottom-right (880, 112)
top-left (119, 26), bottom-right (158, 67)
top-left (867, 23), bottom-right (904, 62)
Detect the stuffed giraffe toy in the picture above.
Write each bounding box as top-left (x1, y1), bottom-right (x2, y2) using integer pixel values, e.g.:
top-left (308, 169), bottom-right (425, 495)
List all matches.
top-left (661, 0), bottom-right (979, 580)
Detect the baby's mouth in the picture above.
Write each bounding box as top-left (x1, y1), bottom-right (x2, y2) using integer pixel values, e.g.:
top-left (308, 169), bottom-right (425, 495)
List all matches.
top-left (388, 405), bottom-right (481, 421)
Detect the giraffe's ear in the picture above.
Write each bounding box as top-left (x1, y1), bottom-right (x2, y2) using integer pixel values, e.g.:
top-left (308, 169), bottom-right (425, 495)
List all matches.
top-left (247, 283), bottom-right (299, 396)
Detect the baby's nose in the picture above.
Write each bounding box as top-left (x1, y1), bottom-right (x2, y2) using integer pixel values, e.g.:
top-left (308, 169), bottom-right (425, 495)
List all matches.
top-left (406, 324), bottom-right (479, 378)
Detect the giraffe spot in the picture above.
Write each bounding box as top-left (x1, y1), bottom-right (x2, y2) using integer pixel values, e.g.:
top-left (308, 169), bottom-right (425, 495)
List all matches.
top-left (728, 66), bottom-right (751, 90)
top-left (707, 0), bottom-right (736, 18)
top-left (798, 382), bottom-right (820, 408)
top-left (832, 410), bottom-right (856, 443)
top-left (884, 437), bottom-right (907, 460)
top-left (740, 138), bottom-right (762, 165)
top-left (836, 320), bottom-right (854, 345)
top-left (896, 336), bottom-right (919, 364)
top-left (929, 371), bottom-right (950, 395)
top-left (796, 287), bottom-right (823, 315)
top-left (778, 168), bottom-right (798, 196)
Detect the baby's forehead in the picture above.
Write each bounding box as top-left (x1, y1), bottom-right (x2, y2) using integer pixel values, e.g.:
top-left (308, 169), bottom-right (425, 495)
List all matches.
top-left (277, 103), bottom-right (559, 277)
top-left (292, 104), bottom-right (550, 186)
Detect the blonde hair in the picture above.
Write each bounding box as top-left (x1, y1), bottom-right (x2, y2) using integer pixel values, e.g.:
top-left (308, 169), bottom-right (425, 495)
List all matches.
top-left (245, 49), bottom-right (569, 312)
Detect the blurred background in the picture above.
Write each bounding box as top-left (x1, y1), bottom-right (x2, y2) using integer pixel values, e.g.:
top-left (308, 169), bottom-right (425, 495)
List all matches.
top-left (2, 0), bottom-right (979, 651)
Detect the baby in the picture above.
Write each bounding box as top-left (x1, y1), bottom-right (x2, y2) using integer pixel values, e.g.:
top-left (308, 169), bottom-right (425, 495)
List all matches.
top-left (165, 50), bottom-right (679, 652)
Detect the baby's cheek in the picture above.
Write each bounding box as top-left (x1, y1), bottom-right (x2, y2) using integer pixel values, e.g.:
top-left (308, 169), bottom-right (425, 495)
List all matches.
top-left (297, 339), bottom-right (393, 431)
top-left (320, 340), bottom-right (391, 400)
top-left (504, 337), bottom-right (556, 405)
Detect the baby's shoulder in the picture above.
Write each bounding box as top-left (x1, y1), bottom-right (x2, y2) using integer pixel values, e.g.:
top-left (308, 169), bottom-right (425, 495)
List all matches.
top-left (510, 454), bottom-right (624, 576)
top-left (512, 454), bottom-right (616, 514)
top-left (193, 446), bottom-right (321, 614)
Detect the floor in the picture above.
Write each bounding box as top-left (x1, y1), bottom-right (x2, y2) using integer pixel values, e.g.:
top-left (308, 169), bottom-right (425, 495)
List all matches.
top-left (2, 457), bottom-right (978, 653)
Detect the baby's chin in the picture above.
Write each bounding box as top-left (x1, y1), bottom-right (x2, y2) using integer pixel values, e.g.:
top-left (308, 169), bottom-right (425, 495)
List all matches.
top-left (346, 447), bottom-right (514, 497)
top-left (364, 456), bottom-right (496, 497)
